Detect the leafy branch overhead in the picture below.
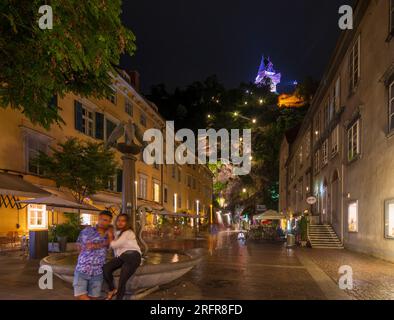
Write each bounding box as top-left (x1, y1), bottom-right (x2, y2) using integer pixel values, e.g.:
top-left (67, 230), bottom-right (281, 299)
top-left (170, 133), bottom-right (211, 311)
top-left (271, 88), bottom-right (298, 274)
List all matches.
top-left (35, 137), bottom-right (118, 203)
top-left (0, 0), bottom-right (136, 128)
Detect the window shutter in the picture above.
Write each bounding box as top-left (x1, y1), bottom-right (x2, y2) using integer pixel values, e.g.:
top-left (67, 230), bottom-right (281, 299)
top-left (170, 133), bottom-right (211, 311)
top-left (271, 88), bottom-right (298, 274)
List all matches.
top-left (49, 95), bottom-right (58, 110)
top-left (74, 101), bottom-right (83, 132)
top-left (106, 119), bottom-right (116, 141)
top-left (116, 169), bottom-right (123, 193)
top-left (95, 112), bottom-right (104, 140)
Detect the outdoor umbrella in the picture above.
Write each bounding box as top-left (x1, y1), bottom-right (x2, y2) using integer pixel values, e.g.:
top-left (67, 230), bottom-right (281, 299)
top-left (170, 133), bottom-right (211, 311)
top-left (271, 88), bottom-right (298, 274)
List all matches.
top-left (254, 210), bottom-right (287, 221)
top-left (17, 194), bottom-right (100, 212)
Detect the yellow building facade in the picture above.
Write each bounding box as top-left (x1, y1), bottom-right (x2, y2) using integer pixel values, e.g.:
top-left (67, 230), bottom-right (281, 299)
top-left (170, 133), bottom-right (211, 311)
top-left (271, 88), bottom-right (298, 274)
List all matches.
top-left (0, 70), bottom-right (213, 236)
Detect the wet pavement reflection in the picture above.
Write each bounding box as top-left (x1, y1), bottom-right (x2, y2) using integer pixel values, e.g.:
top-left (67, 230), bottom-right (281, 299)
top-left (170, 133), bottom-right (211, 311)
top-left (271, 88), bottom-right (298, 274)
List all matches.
top-left (146, 231), bottom-right (327, 300)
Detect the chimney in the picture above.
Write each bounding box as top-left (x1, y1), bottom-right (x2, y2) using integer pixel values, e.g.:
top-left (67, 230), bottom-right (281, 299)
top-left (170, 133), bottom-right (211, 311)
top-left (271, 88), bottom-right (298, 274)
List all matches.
top-left (128, 70), bottom-right (140, 92)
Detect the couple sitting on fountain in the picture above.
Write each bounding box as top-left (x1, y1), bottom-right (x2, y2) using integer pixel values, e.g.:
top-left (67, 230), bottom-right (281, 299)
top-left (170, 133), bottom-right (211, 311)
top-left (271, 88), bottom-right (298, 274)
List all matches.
top-left (73, 211), bottom-right (141, 300)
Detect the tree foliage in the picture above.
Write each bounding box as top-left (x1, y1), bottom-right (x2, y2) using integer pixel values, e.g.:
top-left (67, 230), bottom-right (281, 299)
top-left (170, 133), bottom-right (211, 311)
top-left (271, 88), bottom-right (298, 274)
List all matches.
top-left (36, 137), bottom-right (117, 203)
top-left (0, 0), bottom-right (136, 128)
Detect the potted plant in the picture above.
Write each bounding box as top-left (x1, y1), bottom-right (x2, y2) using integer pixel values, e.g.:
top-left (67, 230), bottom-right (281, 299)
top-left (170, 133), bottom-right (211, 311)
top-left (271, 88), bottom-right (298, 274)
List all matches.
top-left (55, 223), bottom-right (72, 253)
top-left (53, 213), bottom-right (82, 252)
top-left (299, 216), bottom-right (309, 247)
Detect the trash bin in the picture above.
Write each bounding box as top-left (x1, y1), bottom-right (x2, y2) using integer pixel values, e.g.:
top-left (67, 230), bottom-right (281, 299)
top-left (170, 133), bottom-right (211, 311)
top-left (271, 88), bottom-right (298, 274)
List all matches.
top-left (286, 234), bottom-right (295, 248)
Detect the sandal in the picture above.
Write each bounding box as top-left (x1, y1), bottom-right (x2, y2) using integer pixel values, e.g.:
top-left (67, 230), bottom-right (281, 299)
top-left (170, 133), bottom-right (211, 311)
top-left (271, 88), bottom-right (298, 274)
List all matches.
top-left (105, 289), bottom-right (118, 300)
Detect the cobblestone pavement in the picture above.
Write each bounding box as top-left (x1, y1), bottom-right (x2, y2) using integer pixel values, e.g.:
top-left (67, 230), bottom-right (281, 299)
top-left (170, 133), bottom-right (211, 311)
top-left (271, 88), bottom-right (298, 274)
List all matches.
top-left (305, 249), bottom-right (394, 300)
top-left (0, 232), bottom-right (394, 300)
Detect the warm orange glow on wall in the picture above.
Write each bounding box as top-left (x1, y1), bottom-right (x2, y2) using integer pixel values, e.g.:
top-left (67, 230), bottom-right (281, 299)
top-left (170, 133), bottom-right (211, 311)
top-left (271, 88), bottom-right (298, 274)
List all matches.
top-left (278, 94), bottom-right (306, 108)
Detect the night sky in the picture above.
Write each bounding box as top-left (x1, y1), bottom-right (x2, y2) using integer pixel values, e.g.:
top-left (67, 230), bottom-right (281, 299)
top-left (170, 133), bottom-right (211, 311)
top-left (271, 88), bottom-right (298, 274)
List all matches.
top-left (121, 0), bottom-right (353, 93)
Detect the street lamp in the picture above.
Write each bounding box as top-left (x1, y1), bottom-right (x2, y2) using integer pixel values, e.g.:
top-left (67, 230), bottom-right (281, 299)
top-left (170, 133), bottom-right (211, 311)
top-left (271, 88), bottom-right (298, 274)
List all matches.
top-left (174, 193), bottom-right (178, 213)
top-left (196, 200), bottom-right (200, 232)
top-left (252, 118), bottom-right (257, 124)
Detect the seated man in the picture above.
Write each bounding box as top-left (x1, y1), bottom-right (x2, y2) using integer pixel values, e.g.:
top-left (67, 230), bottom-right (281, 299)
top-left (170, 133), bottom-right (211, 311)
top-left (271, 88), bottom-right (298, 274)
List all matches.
top-left (73, 211), bottom-right (114, 300)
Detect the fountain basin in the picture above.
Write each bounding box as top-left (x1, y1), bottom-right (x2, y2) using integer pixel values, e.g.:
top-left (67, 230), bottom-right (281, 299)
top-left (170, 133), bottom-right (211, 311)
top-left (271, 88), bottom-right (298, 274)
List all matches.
top-left (40, 248), bottom-right (203, 292)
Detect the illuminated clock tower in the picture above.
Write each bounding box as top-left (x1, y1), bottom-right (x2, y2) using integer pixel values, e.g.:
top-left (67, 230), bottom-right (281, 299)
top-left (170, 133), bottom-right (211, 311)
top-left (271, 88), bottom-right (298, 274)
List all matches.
top-left (255, 56), bottom-right (281, 93)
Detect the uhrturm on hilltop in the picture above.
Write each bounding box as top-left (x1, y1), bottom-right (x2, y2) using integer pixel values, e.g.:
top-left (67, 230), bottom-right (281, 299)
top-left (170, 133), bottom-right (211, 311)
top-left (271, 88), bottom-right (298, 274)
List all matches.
top-left (255, 56), bottom-right (281, 93)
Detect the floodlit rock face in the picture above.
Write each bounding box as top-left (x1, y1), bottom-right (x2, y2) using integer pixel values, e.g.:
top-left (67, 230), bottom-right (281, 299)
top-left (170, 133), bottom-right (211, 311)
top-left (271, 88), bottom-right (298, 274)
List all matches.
top-left (278, 94), bottom-right (306, 108)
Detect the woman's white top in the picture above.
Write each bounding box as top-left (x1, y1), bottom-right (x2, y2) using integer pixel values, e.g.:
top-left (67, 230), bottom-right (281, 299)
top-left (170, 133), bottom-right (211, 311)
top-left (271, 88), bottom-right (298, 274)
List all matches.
top-left (110, 230), bottom-right (141, 257)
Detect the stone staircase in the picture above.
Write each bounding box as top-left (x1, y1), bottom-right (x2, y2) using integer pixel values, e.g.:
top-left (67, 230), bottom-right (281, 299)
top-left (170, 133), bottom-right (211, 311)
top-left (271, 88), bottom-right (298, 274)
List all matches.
top-left (308, 225), bottom-right (344, 249)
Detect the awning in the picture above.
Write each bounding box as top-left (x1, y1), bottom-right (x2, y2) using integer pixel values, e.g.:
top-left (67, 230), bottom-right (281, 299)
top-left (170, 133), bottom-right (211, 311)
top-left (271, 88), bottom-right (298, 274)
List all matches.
top-left (0, 172), bottom-right (50, 198)
top-left (254, 210), bottom-right (288, 221)
top-left (90, 192), bottom-right (122, 208)
top-left (17, 194), bottom-right (100, 213)
top-left (138, 199), bottom-right (164, 212)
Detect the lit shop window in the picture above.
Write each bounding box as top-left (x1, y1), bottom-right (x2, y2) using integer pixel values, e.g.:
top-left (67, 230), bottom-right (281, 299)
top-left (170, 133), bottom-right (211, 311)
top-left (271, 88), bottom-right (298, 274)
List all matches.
top-left (385, 199), bottom-right (394, 239)
top-left (348, 201), bottom-right (359, 233)
top-left (28, 204), bottom-right (47, 230)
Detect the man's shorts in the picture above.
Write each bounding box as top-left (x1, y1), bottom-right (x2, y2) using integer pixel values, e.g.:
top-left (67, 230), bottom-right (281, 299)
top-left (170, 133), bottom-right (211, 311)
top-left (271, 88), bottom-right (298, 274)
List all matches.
top-left (73, 271), bottom-right (103, 298)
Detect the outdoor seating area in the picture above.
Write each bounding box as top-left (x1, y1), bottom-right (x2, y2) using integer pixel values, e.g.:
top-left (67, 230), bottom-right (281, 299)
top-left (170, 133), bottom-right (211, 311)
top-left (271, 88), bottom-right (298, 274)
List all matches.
top-left (0, 232), bottom-right (24, 251)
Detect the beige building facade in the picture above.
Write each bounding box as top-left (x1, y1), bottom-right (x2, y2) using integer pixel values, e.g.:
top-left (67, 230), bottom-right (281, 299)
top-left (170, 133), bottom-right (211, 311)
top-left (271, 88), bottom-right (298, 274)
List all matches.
top-left (0, 69), bottom-right (213, 236)
top-left (280, 0), bottom-right (394, 260)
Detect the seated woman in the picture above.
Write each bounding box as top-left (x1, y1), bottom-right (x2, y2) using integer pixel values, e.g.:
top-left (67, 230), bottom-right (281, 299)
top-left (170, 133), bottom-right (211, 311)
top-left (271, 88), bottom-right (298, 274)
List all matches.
top-left (103, 214), bottom-right (142, 300)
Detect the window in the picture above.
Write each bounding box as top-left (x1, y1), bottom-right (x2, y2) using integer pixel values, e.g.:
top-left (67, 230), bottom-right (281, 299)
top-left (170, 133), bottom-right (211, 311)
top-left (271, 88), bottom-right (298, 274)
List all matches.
top-left (298, 146), bottom-right (303, 168)
top-left (153, 181), bottom-right (160, 203)
top-left (187, 175), bottom-right (192, 188)
top-left (348, 120), bottom-right (360, 162)
top-left (322, 140), bottom-right (328, 166)
top-left (314, 112), bottom-right (321, 142)
top-left (305, 132), bottom-right (311, 158)
top-left (324, 100), bottom-right (331, 129)
top-left (314, 150), bottom-right (320, 174)
top-left (26, 135), bottom-right (49, 175)
top-left (28, 204), bottom-right (47, 230)
top-left (334, 77), bottom-right (341, 112)
top-left (125, 100), bottom-right (133, 116)
top-left (108, 88), bottom-right (117, 105)
top-left (349, 36), bottom-right (360, 92)
top-left (164, 186), bottom-right (168, 203)
top-left (138, 175), bottom-right (148, 199)
top-left (74, 101), bottom-right (94, 137)
top-left (177, 193), bottom-right (182, 209)
top-left (389, 81), bottom-right (394, 133)
top-left (385, 199), bottom-right (394, 239)
top-left (81, 214), bottom-right (98, 226)
top-left (172, 166), bottom-right (176, 179)
top-left (348, 201), bottom-right (358, 233)
top-left (192, 177), bottom-right (196, 189)
top-left (177, 168), bottom-right (181, 182)
top-left (107, 169), bottom-right (122, 193)
top-left (331, 126), bottom-right (339, 156)
top-left (140, 114), bottom-right (147, 127)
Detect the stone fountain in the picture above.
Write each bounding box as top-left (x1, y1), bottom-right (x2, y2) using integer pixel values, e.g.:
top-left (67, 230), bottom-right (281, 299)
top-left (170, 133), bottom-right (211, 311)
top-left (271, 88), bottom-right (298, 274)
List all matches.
top-left (40, 121), bottom-right (203, 295)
